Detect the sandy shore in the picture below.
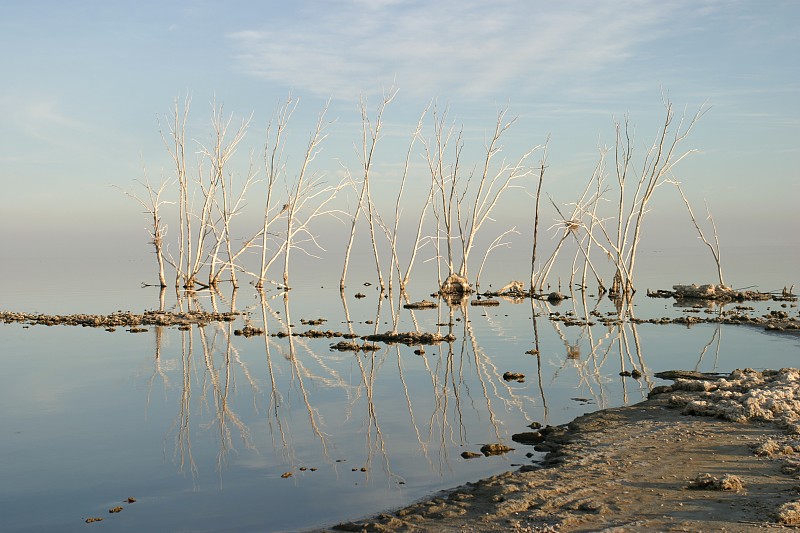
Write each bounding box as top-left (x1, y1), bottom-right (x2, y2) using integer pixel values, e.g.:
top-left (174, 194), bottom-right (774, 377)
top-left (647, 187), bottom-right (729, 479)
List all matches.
top-left (322, 368), bottom-right (800, 532)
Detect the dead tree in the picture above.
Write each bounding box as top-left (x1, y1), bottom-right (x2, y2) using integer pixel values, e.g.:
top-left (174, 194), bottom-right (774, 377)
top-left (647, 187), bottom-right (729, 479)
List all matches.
top-left (199, 101), bottom-right (258, 288)
top-left (529, 142), bottom-right (548, 292)
top-left (256, 95), bottom-right (297, 289)
top-left (611, 97), bottom-right (708, 296)
top-left (282, 100), bottom-right (343, 289)
top-left (159, 95), bottom-right (191, 288)
top-left (456, 108), bottom-right (540, 281)
top-left (421, 105), bottom-right (462, 282)
top-left (670, 179), bottom-right (725, 287)
top-left (340, 88), bottom-right (398, 291)
top-left (117, 174), bottom-right (173, 287)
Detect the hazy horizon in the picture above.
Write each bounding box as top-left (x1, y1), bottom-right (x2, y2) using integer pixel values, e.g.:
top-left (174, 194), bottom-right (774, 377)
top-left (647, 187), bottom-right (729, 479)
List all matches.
top-left (1, 1), bottom-right (798, 295)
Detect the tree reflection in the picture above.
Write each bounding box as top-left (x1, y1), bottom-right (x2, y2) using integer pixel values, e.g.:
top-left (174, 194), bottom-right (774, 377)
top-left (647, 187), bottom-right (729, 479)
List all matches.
top-left (142, 283), bottom-right (730, 496)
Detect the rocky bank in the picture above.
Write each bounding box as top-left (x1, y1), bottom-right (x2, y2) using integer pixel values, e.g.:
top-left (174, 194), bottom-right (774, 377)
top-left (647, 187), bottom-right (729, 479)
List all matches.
top-left (322, 368), bottom-right (800, 532)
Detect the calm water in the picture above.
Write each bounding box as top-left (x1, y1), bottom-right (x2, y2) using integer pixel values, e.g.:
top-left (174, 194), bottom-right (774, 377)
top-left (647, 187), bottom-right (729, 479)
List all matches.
top-left (1, 246), bottom-right (798, 532)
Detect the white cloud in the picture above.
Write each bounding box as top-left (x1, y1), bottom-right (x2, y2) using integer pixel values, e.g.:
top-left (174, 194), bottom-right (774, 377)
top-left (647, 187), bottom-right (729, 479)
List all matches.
top-left (227, 0), bottom-right (699, 101)
top-left (0, 94), bottom-right (92, 143)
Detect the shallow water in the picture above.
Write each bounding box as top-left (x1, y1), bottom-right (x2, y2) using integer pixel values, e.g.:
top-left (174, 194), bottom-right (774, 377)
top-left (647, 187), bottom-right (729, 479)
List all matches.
top-left (1, 248), bottom-right (798, 532)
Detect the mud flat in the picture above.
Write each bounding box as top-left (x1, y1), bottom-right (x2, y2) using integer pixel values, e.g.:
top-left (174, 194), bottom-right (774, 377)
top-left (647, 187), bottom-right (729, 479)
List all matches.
top-left (324, 368), bottom-right (800, 532)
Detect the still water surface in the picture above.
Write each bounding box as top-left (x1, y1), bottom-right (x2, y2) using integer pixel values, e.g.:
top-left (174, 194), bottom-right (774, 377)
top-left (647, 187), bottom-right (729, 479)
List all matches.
top-left (1, 249), bottom-right (798, 532)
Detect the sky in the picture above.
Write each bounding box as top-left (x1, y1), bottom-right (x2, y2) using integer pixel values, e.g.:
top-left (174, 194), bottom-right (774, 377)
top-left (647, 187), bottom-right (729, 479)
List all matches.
top-left (1, 0), bottom-right (798, 285)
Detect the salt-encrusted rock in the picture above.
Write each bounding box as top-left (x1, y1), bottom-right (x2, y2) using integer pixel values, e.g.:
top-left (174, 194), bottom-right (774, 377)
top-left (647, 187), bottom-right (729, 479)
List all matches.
top-left (687, 473), bottom-right (745, 491)
top-left (403, 299), bottom-right (438, 309)
top-left (480, 443), bottom-right (514, 456)
top-left (775, 501), bottom-right (800, 524)
top-left (441, 273), bottom-right (472, 294)
top-left (497, 281), bottom-right (526, 295)
top-left (363, 331), bottom-right (456, 345)
top-left (671, 368), bottom-right (800, 431)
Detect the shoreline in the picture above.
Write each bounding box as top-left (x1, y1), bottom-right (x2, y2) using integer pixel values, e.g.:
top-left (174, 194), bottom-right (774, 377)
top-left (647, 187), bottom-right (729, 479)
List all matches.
top-left (321, 369), bottom-right (800, 532)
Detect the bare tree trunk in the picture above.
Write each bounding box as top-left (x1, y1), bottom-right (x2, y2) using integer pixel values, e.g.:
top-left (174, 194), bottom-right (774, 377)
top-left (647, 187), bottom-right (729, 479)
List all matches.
top-left (388, 106), bottom-right (427, 292)
top-left (475, 227), bottom-right (519, 290)
top-left (421, 106), bottom-right (461, 278)
top-left (258, 96), bottom-right (296, 289)
top-left (530, 143), bottom-right (548, 292)
top-left (159, 95), bottom-right (191, 288)
top-left (340, 89), bottom-right (397, 291)
top-left (459, 109), bottom-right (540, 279)
top-left (116, 175), bottom-right (172, 288)
top-left (283, 100), bottom-right (332, 289)
top-left (671, 180), bottom-right (725, 287)
top-left (623, 98), bottom-right (707, 294)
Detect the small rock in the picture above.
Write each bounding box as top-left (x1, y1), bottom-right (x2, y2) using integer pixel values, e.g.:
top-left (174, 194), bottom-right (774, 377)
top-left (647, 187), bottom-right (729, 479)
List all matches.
top-left (512, 432), bottom-right (545, 445)
top-left (440, 273), bottom-right (472, 295)
top-left (776, 501), bottom-right (800, 524)
top-left (687, 473), bottom-right (744, 491)
top-left (480, 443), bottom-right (514, 456)
top-left (471, 299), bottom-right (500, 307)
top-left (403, 300), bottom-right (437, 310)
top-left (234, 325), bottom-right (264, 337)
top-left (578, 500), bottom-right (606, 514)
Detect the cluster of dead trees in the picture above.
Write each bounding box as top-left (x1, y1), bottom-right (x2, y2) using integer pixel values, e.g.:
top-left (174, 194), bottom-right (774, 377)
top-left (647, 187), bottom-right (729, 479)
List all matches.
top-left (123, 90), bottom-right (722, 299)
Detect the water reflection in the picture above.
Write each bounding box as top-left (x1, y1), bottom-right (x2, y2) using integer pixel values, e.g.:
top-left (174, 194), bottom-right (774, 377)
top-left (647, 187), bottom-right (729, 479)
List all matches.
top-left (131, 285), bottom-right (762, 529)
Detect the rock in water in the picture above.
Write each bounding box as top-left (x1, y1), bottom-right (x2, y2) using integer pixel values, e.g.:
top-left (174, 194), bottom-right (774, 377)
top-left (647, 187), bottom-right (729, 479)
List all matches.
top-left (441, 273), bottom-right (472, 294)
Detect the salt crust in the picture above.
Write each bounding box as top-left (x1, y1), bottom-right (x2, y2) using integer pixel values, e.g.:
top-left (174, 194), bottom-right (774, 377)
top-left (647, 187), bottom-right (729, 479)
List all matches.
top-left (671, 368), bottom-right (800, 433)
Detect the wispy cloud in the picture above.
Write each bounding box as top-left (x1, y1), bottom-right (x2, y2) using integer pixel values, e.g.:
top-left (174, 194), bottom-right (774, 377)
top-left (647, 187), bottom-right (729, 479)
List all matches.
top-left (227, 0), bottom-right (702, 101)
top-left (0, 95), bottom-right (93, 142)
